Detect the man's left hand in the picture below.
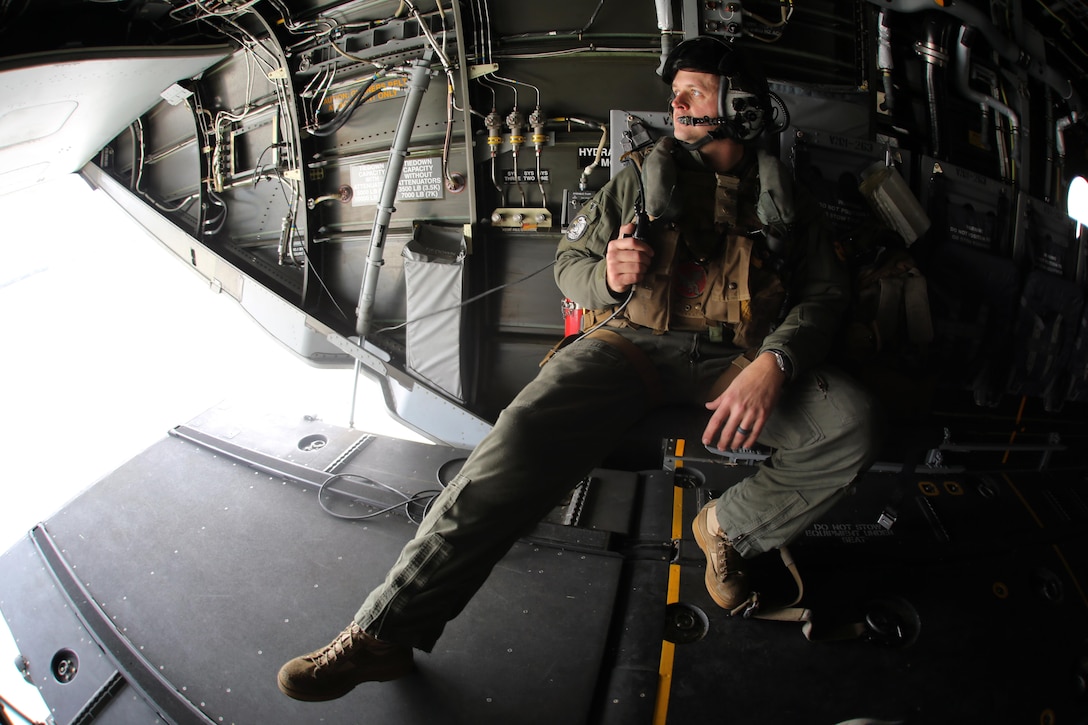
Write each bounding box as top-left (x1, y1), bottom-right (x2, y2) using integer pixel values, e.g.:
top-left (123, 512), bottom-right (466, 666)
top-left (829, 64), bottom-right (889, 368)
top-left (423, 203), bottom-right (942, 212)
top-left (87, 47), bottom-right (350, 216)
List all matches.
top-left (702, 352), bottom-right (787, 451)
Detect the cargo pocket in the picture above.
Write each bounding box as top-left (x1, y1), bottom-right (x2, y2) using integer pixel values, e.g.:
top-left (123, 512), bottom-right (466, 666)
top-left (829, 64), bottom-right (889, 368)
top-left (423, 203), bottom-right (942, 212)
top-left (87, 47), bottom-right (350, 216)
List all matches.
top-left (730, 489), bottom-right (808, 554)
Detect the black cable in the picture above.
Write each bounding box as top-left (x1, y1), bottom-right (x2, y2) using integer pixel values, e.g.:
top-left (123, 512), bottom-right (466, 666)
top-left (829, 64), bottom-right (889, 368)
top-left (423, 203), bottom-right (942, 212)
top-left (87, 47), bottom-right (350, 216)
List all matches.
top-left (308, 75), bottom-right (381, 137)
top-left (579, 0), bottom-right (607, 34)
top-left (374, 259), bottom-right (557, 336)
top-left (203, 188), bottom-right (228, 235)
top-left (318, 472), bottom-right (441, 524)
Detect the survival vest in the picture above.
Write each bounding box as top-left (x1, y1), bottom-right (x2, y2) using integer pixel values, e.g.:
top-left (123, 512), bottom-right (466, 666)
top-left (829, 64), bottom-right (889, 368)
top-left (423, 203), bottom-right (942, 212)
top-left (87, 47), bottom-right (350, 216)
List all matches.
top-left (587, 139), bottom-right (799, 349)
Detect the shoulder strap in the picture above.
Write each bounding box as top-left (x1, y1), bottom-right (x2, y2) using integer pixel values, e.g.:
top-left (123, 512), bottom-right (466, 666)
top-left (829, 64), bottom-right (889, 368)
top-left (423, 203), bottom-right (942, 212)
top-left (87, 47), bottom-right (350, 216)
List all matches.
top-left (755, 149), bottom-right (797, 227)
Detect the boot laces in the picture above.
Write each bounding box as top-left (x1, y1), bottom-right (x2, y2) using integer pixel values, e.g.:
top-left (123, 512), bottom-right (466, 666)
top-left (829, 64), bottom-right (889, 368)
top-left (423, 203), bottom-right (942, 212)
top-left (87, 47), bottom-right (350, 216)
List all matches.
top-left (714, 537), bottom-right (733, 582)
top-left (314, 623), bottom-right (362, 670)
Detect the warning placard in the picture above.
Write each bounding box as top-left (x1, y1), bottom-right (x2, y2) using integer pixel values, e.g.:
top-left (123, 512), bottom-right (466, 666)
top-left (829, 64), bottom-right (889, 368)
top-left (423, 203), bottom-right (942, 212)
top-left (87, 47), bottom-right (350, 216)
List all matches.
top-left (804, 522), bottom-right (895, 544)
top-left (323, 77), bottom-right (409, 113)
top-left (350, 157), bottom-right (445, 206)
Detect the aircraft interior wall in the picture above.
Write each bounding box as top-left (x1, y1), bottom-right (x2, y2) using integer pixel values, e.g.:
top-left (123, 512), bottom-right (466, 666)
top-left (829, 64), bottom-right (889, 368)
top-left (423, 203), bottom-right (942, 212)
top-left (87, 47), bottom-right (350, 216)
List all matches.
top-left (67, 0), bottom-right (1088, 461)
top-left (2, 0), bottom-right (1086, 444)
top-left (4, 3), bottom-right (1088, 724)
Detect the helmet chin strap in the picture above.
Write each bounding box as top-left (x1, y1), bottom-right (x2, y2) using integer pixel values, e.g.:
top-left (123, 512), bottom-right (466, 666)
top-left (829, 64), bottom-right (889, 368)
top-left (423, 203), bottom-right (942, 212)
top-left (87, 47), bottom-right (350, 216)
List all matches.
top-left (675, 130), bottom-right (716, 151)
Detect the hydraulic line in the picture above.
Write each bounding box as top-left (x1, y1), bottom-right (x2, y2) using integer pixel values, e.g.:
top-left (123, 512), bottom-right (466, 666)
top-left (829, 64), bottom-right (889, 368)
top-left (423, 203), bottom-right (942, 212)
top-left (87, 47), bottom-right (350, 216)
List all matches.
top-left (956, 26), bottom-right (1020, 181)
top-left (548, 116), bottom-right (607, 191)
top-left (530, 106), bottom-right (547, 206)
top-left (655, 0), bottom-right (677, 75)
top-left (867, 0), bottom-right (1083, 112)
top-left (506, 105), bottom-right (527, 206)
top-left (484, 108), bottom-right (505, 201)
top-left (878, 10), bottom-right (895, 112)
top-left (914, 19), bottom-right (948, 158)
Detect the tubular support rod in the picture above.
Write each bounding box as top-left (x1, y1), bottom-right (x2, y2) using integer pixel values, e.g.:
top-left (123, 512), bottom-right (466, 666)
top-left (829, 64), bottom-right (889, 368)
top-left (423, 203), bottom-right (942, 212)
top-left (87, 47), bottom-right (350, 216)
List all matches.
top-left (868, 0), bottom-right (1083, 112)
top-left (955, 27), bottom-right (1019, 179)
top-left (354, 48), bottom-right (437, 339)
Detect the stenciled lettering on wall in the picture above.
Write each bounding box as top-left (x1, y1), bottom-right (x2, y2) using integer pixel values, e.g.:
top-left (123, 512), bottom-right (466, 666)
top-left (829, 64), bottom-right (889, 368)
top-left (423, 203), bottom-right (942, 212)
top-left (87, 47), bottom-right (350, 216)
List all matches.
top-left (322, 77), bottom-right (409, 114)
top-left (577, 146), bottom-right (611, 168)
top-left (805, 522), bottom-right (895, 544)
top-left (350, 157), bottom-right (445, 207)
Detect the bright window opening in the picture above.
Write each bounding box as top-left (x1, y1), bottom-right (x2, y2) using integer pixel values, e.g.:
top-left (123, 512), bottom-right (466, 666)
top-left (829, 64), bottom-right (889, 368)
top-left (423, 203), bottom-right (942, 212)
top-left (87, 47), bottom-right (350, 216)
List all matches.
top-left (1069, 175), bottom-right (1088, 234)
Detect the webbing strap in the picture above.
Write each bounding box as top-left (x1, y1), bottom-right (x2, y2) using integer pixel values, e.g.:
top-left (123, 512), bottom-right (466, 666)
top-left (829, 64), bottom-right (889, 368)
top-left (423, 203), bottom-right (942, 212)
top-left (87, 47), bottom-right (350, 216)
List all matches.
top-left (875, 277), bottom-right (903, 347)
top-left (707, 349), bottom-right (756, 399)
top-left (874, 270), bottom-right (933, 348)
top-left (584, 328), bottom-right (664, 405)
top-left (903, 274), bottom-right (934, 344)
top-left (733, 546), bottom-right (869, 642)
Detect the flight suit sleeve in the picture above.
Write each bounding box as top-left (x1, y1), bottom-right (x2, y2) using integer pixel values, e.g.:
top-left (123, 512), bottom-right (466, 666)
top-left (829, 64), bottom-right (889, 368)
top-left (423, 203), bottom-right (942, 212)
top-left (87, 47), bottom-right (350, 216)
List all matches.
top-left (757, 184), bottom-right (850, 377)
top-left (554, 167), bottom-right (642, 310)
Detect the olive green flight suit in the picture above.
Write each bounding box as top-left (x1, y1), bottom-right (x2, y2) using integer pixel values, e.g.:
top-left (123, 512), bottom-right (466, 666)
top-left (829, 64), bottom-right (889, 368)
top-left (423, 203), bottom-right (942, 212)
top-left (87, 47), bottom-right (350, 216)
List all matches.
top-left (354, 141), bottom-right (880, 652)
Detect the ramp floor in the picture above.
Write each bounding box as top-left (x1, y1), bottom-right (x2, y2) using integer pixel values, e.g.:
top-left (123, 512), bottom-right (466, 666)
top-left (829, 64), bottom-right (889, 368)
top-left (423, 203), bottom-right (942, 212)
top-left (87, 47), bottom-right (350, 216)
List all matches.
top-left (3, 403), bottom-right (1087, 724)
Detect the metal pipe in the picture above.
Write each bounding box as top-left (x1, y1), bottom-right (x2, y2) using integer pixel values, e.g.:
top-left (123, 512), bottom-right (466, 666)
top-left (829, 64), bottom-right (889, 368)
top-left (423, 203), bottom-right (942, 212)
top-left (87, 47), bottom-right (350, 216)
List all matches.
top-left (1056, 111), bottom-right (1081, 161)
top-left (878, 10), bottom-right (895, 112)
top-left (914, 19), bottom-right (948, 158)
top-left (955, 27), bottom-right (1019, 179)
top-left (655, 0), bottom-right (676, 75)
top-left (353, 48), bottom-right (436, 339)
top-left (955, 27), bottom-right (1020, 133)
top-left (867, 0), bottom-right (1083, 112)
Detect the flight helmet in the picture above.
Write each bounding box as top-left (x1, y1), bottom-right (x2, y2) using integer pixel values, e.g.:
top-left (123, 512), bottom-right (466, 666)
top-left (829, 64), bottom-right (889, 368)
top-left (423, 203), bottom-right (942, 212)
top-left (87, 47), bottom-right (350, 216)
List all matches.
top-left (661, 35), bottom-right (786, 144)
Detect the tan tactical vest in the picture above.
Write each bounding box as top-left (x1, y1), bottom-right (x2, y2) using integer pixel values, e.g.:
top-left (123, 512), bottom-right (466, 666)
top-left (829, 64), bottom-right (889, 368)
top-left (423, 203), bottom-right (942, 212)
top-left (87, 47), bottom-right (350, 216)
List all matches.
top-left (590, 141), bottom-right (795, 349)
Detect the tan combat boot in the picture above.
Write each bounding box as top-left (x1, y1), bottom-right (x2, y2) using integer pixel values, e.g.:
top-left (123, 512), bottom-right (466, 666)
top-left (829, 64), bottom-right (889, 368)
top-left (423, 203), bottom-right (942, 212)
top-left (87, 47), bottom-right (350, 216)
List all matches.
top-left (692, 501), bottom-right (750, 610)
top-left (277, 622), bottom-right (414, 701)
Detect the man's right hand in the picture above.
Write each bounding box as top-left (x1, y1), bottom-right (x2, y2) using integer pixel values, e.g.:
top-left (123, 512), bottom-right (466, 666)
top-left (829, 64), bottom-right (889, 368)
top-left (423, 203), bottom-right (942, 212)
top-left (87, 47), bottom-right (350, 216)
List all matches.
top-left (605, 221), bottom-right (654, 294)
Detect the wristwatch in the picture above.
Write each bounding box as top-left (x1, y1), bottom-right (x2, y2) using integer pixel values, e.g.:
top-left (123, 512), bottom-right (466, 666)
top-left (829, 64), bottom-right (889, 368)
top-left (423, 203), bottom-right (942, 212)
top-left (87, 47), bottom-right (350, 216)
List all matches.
top-left (766, 349), bottom-right (792, 381)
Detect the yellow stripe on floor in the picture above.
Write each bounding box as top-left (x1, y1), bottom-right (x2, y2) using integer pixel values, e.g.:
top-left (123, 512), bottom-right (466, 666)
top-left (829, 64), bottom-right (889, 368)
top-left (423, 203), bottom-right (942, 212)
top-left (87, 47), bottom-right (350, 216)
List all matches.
top-left (653, 446), bottom-right (687, 725)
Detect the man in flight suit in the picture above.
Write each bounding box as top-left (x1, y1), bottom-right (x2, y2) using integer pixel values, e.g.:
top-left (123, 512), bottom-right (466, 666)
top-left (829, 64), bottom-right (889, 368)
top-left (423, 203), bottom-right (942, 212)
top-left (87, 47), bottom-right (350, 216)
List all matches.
top-left (278, 35), bottom-right (880, 702)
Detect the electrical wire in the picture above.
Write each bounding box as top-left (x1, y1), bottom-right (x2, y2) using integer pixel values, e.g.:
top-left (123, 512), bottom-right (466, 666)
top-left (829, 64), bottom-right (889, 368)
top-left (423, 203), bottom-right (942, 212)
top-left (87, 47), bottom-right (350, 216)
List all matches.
top-left (129, 118), bottom-right (201, 214)
top-left (499, 0), bottom-right (609, 40)
top-left (497, 46), bottom-right (659, 60)
top-left (579, 286), bottom-right (635, 337)
top-left (579, 0), bottom-right (608, 34)
top-left (471, 0), bottom-right (495, 66)
top-left (203, 188), bottom-right (228, 235)
top-left (745, 0), bottom-right (794, 29)
top-left (373, 260), bottom-right (557, 336)
top-left (296, 243), bottom-right (353, 322)
top-left (301, 65), bottom-right (335, 128)
top-left (307, 72), bottom-right (386, 136)
top-left (254, 157), bottom-right (352, 322)
top-left (388, 0), bottom-right (461, 190)
top-left (318, 472), bottom-right (441, 524)
top-left (193, 0), bottom-right (262, 16)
